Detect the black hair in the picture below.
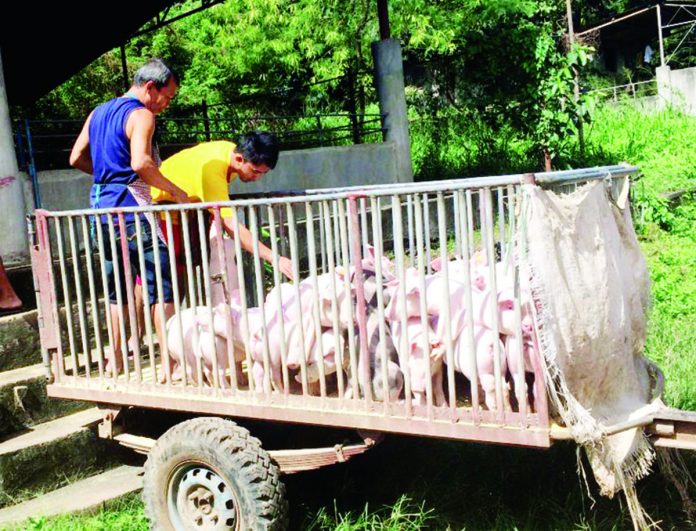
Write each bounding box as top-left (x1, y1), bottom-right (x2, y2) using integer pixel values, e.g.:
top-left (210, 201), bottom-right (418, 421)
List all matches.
top-left (235, 131), bottom-right (279, 169)
top-left (133, 58), bottom-right (179, 89)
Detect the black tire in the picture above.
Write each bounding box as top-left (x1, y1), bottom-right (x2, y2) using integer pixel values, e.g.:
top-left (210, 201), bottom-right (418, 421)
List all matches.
top-left (143, 417), bottom-right (288, 531)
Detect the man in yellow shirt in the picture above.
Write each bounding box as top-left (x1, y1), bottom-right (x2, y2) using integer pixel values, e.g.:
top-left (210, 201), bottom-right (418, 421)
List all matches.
top-left (153, 131), bottom-right (293, 284)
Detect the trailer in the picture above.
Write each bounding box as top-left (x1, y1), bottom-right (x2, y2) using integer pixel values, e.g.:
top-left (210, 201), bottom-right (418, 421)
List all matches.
top-left (29, 165), bottom-right (696, 530)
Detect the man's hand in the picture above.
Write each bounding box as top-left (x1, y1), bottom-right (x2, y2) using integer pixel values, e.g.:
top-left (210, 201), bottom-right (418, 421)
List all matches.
top-left (169, 185), bottom-right (190, 204)
top-left (277, 256), bottom-right (294, 280)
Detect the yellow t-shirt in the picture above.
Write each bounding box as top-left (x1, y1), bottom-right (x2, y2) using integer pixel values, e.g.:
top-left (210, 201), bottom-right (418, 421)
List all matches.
top-left (152, 141), bottom-right (237, 217)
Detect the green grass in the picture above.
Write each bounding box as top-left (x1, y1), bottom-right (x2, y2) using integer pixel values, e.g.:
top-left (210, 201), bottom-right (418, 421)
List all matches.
top-left (12, 493), bottom-right (148, 530)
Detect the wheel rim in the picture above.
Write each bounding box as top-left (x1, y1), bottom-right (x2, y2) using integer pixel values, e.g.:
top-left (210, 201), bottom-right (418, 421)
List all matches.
top-left (167, 463), bottom-right (239, 530)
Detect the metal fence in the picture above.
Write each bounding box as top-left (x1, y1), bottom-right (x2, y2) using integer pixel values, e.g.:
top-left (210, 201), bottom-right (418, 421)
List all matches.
top-left (15, 111), bottom-right (387, 173)
top-left (586, 79), bottom-right (658, 102)
top-left (30, 165), bottom-right (637, 446)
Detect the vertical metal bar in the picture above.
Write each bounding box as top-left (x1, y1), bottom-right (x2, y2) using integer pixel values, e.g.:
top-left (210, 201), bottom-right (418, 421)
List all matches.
top-left (94, 219), bottom-right (116, 383)
top-left (370, 196), bottom-right (390, 413)
top-left (348, 197), bottom-right (372, 406)
top-left (657, 4), bottom-right (666, 66)
top-left (134, 215), bottom-right (157, 384)
top-left (213, 210), bottom-right (239, 392)
top-left (55, 218), bottom-right (79, 380)
top-left (423, 193), bottom-right (432, 274)
top-left (198, 209), bottom-right (221, 391)
top-left (67, 216), bottom-right (91, 378)
top-left (107, 216), bottom-right (129, 381)
top-left (81, 216), bottom-right (105, 379)
top-left (286, 204), bottom-right (309, 395)
top-left (406, 194), bottom-right (415, 261)
top-left (24, 120), bottom-right (41, 209)
top-left (231, 206), bottom-right (254, 392)
top-left (38, 215), bottom-right (65, 380)
top-left (466, 190), bottom-right (474, 255)
top-left (191, 212), bottom-right (208, 387)
top-left (305, 202), bottom-right (327, 398)
top-left (117, 214), bottom-right (141, 384)
top-left (482, 189), bottom-right (505, 416)
top-left (391, 195), bottom-right (413, 416)
top-left (458, 192), bottom-right (480, 418)
top-left (332, 201), bottom-right (342, 270)
top-left (359, 197), bottom-right (369, 259)
top-left (249, 206), bottom-right (273, 394)
top-left (321, 200), bottom-right (344, 398)
top-left (318, 203), bottom-right (327, 274)
top-left (337, 199), bottom-right (359, 399)
top-left (453, 192), bottom-right (462, 258)
top-left (148, 213), bottom-right (171, 388)
top-left (507, 185), bottom-right (516, 262)
top-left (181, 209), bottom-right (207, 390)
top-left (267, 205), bottom-right (290, 395)
top-left (413, 194), bottom-right (434, 416)
top-left (497, 187), bottom-right (505, 254)
top-left (437, 193), bottom-right (457, 418)
top-left (512, 255), bottom-right (528, 422)
top-left (164, 212), bottom-right (185, 388)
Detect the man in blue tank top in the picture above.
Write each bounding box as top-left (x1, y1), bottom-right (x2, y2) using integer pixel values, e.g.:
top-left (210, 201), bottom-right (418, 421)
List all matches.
top-left (70, 58), bottom-right (189, 378)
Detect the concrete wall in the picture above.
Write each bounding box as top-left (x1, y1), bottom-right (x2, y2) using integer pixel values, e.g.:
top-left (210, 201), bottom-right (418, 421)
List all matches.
top-left (231, 141), bottom-right (398, 194)
top-left (657, 65), bottom-right (696, 115)
top-left (21, 141), bottom-right (399, 214)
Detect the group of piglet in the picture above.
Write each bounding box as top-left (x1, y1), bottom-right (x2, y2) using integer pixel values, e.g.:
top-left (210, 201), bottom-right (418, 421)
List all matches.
top-left (166, 246), bottom-right (540, 411)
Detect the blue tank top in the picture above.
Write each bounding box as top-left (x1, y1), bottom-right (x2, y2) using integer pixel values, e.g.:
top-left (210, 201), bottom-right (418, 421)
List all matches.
top-left (88, 97), bottom-right (147, 213)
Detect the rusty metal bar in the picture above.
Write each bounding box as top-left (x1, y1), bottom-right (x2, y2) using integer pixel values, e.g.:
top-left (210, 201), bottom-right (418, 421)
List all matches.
top-left (67, 216), bottom-right (90, 378)
top-left (54, 217), bottom-right (78, 380)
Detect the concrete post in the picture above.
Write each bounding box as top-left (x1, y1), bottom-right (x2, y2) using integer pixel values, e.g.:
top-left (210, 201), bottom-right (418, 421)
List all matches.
top-left (656, 65), bottom-right (672, 111)
top-left (0, 48), bottom-right (28, 263)
top-left (371, 39), bottom-right (413, 183)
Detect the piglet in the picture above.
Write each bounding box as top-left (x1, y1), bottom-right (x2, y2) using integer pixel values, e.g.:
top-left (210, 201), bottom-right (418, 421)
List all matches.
top-left (452, 324), bottom-right (508, 411)
top-left (390, 317), bottom-right (446, 406)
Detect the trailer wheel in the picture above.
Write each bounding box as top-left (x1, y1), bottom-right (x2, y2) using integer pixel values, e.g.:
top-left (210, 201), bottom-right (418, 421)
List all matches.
top-left (143, 417), bottom-right (288, 531)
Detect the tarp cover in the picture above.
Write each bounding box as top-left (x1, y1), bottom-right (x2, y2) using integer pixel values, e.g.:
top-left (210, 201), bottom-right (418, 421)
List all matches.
top-left (522, 179), bottom-right (662, 529)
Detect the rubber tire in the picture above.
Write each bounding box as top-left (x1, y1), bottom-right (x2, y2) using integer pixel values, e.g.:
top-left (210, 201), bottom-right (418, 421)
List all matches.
top-left (143, 417), bottom-right (288, 531)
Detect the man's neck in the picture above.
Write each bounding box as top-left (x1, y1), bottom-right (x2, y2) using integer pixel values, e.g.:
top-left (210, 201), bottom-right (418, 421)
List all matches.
top-left (123, 86), bottom-right (147, 105)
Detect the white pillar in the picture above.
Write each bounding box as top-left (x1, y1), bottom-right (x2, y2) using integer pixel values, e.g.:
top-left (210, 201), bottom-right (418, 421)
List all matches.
top-left (0, 48), bottom-right (28, 263)
top-left (656, 65), bottom-right (672, 111)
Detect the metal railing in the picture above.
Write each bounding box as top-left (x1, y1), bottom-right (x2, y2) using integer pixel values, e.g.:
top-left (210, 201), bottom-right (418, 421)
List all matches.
top-left (15, 111), bottom-right (387, 173)
top-left (29, 165), bottom-right (637, 447)
top-left (586, 79), bottom-right (658, 102)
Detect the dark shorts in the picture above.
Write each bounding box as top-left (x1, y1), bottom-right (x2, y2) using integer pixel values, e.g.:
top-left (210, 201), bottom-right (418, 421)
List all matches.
top-left (99, 218), bottom-right (174, 304)
top-left (134, 210), bottom-right (210, 296)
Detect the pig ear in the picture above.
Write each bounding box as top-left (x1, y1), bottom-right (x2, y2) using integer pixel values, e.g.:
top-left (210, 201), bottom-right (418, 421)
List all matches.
top-left (366, 244), bottom-right (376, 260)
top-left (430, 256), bottom-right (442, 272)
